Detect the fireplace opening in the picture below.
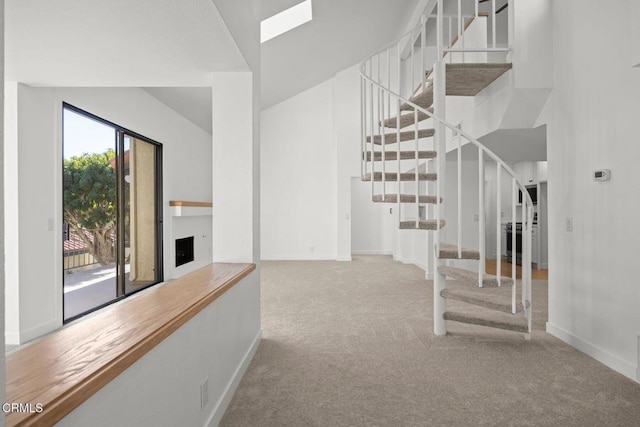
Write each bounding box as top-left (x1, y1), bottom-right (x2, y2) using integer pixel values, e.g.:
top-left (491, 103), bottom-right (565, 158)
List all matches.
top-left (175, 236), bottom-right (194, 267)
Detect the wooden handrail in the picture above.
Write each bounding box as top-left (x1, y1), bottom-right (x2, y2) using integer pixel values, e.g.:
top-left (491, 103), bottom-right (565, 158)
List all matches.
top-left (5, 262), bottom-right (255, 426)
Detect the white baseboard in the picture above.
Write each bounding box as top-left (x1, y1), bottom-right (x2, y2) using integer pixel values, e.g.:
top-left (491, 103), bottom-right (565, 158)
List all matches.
top-left (351, 250), bottom-right (392, 256)
top-left (414, 259), bottom-right (427, 271)
top-left (337, 256), bottom-right (352, 261)
top-left (206, 329), bottom-right (262, 427)
top-left (5, 331), bottom-right (20, 346)
top-left (7, 319), bottom-right (62, 345)
top-left (260, 254), bottom-right (337, 261)
top-left (546, 322), bottom-right (638, 383)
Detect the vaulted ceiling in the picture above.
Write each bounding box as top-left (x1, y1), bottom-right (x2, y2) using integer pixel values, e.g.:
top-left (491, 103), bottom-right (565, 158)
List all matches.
top-left (261, 0), bottom-right (420, 109)
top-left (6, 0), bottom-right (422, 131)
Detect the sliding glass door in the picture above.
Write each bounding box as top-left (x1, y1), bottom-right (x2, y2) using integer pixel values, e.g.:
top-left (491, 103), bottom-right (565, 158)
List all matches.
top-left (63, 104), bottom-right (162, 322)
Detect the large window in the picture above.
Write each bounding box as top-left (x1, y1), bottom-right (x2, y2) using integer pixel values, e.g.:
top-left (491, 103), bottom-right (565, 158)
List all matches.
top-left (62, 104), bottom-right (163, 322)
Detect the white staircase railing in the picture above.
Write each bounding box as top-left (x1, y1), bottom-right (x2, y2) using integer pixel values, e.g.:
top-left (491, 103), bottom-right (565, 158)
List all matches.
top-left (359, 0), bottom-right (533, 334)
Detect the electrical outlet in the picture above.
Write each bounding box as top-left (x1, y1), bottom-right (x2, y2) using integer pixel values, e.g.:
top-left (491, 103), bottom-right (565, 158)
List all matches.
top-left (566, 218), bottom-right (573, 232)
top-left (310, 246), bottom-right (315, 253)
top-left (500, 211), bottom-right (504, 218)
top-left (473, 213), bottom-right (479, 222)
top-left (200, 377), bottom-right (209, 409)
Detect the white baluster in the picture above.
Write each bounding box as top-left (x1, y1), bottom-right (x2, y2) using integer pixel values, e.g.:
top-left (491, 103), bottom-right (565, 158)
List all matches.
top-left (521, 199), bottom-right (525, 310)
top-left (457, 126), bottom-right (462, 259)
top-left (360, 77), bottom-right (365, 179)
top-left (379, 85), bottom-right (385, 198)
top-left (496, 163), bottom-right (501, 285)
top-left (421, 15), bottom-right (427, 90)
top-left (511, 178), bottom-right (516, 314)
top-left (492, 0), bottom-right (496, 49)
top-left (369, 81), bottom-right (375, 198)
top-left (415, 109), bottom-right (419, 225)
top-left (478, 149), bottom-right (485, 287)
top-left (397, 44), bottom-right (402, 219)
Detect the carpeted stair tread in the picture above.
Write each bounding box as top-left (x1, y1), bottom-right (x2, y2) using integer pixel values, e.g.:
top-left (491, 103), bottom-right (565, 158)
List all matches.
top-left (365, 150), bottom-right (437, 161)
top-left (366, 129), bottom-right (435, 144)
top-left (445, 62), bottom-right (513, 96)
top-left (438, 243), bottom-right (480, 260)
top-left (441, 287), bottom-right (525, 314)
top-left (400, 85), bottom-right (434, 111)
top-left (372, 194), bottom-right (441, 204)
top-left (362, 172), bottom-right (437, 182)
top-left (438, 266), bottom-right (513, 287)
top-left (443, 310), bottom-right (528, 333)
top-left (382, 107), bottom-right (434, 128)
top-left (399, 219), bottom-right (446, 230)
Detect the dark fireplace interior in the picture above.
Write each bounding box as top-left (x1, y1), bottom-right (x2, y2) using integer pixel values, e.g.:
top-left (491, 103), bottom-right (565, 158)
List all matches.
top-left (175, 236), bottom-right (194, 267)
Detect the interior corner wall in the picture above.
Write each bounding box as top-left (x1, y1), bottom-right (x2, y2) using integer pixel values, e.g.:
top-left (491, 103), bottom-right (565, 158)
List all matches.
top-left (211, 0), bottom-right (261, 264)
top-left (335, 64), bottom-right (364, 261)
top-left (260, 80), bottom-right (337, 260)
top-left (547, 0), bottom-right (640, 381)
top-left (212, 72), bottom-right (255, 263)
top-left (442, 159), bottom-right (481, 271)
top-left (1, 0), bottom-right (6, 416)
top-left (630, 0), bottom-right (640, 67)
top-left (7, 86), bottom-right (212, 344)
top-left (350, 178), bottom-right (392, 256)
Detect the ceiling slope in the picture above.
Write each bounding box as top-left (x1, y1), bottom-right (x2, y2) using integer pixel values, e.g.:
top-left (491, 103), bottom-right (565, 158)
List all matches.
top-left (261, 0), bottom-right (420, 109)
top-left (6, 0), bottom-right (248, 87)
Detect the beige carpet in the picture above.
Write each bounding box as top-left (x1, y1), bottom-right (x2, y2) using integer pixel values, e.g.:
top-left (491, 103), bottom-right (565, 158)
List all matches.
top-left (221, 256), bottom-right (640, 426)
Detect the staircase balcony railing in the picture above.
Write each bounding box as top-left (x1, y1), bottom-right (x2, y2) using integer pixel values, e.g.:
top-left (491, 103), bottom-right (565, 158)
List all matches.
top-left (359, 0), bottom-right (533, 334)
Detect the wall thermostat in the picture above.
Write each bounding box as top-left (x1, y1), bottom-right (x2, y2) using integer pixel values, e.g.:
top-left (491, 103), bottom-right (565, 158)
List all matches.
top-left (593, 169), bottom-right (611, 181)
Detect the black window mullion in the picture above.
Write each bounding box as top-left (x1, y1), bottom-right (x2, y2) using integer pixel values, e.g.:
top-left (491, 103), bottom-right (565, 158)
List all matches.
top-left (116, 131), bottom-right (126, 298)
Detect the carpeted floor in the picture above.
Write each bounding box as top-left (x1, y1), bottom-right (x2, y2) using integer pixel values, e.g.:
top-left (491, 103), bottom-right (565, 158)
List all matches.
top-left (221, 256), bottom-right (640, 426)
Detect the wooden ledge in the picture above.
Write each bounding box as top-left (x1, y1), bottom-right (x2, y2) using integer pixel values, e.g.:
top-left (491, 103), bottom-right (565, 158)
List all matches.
top-left (6, 262), bottom-right (256, 427)
top-left (169, 200), bottom-right (213, 208)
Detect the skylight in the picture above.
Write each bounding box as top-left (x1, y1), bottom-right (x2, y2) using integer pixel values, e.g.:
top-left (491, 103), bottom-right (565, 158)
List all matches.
top-left (261, 0), bottom-right (313, 44)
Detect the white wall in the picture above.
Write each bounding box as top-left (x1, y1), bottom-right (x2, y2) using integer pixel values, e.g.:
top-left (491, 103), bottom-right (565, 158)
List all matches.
top-left (261, 80), bottom-right (337, 260)
top-left (441, 159), bottom-right (481, 271)
top-left (512, 0), bottom-right (553, 89)
top-left (57, 272), bottom-right (260, 427)
top-left (351, 178), bottom-right (392, 255)
top-left (546, 0), bottom-right (640, 381)
top-left (211, 0), bottom-right (261, 264)
top-left (1, 1), bottom-right (6, 421)
top-left (335, 64), bottom-right (363, 261)
top-left (5, 86), bottom-right (213, 344)
top-left (632, 1), bottom-right (640, 67)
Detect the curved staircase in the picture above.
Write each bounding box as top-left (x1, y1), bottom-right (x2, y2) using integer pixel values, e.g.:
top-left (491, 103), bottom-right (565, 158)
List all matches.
top-left (359, 1), bottom-right (534, 337)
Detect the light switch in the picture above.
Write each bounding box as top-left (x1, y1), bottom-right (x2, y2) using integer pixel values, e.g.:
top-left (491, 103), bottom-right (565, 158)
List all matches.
top-left (566, 218), bottom-right (573, 232)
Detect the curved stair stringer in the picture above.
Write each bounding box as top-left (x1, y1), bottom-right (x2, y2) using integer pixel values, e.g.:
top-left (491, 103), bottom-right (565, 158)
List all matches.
top-left (358, 8), bottom-right (534, 338)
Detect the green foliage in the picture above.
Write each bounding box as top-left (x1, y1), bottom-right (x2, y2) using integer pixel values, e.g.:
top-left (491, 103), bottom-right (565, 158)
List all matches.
top-left (64, 150), bottom-right (117, 265)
